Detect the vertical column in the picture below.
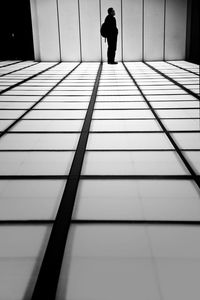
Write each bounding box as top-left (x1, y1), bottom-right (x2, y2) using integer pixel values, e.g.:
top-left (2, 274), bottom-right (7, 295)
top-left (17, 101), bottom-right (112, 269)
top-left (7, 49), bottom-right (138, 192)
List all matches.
top-left (144, 0), bottom-right (165, 60)
top-left (30, 0), bottom-right (60, 61)
top-left (58, 0), bottom-right (81, 61)
top-left (165, 0), bottom-right (187, 60)
top-left (79, 0), bottom-right (101, 61)
top-left (123, 0), bottom-right (143, 61)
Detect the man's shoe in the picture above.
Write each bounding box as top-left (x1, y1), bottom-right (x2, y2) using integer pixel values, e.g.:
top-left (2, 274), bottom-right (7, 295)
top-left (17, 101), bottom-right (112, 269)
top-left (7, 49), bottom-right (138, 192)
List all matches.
top-left (108, 61), bottom-right (118, 64)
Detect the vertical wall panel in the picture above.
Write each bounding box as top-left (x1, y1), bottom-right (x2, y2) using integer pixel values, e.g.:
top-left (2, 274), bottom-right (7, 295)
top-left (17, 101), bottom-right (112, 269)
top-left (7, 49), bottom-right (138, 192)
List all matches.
top-left (32, 0), bottom-right (60, 61)
top-left (58, 0), bottom-right (80, 61)
top-left (30, 0), bottom-right (188, 61)
top-left (101, 0), bottom-right (122, 62)
top-left (30, 0), bottom-right (40, 60)
top-left (79, 0), bottom-right (101, 61)
top-left (144, 0), bottom-right (164, 60)
top-left (123, 0), bottom-right (143, 61)
top-left (165, 0), bottom-right (187, 60)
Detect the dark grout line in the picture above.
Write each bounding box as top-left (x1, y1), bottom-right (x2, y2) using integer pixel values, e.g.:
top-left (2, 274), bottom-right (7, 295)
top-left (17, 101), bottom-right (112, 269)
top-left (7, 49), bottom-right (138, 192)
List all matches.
top-left (31, 62), bottom-right (102, 300)
top-left (0, 63), bottom-right (81, 139)
top-left (0, 220), bottom-right (54, 225)
top-left (0, 62), bottom-right (60, 95)
top-left (144, 62), bottom-right (200, 100)
top-left (70, 219), bottom-right (200, 225)
top-left (1, 219), bottom-right (200, 226)
top-left (0, 175), bottom-right (195, 180)
top-left (0, 61), bottom-right (39, 78)
top-left (166, 61), bottom-right (199, 76)
top-left (0, 60), bottom-right (23, 69)
top-left (123, 62), bottom-right (200, 190)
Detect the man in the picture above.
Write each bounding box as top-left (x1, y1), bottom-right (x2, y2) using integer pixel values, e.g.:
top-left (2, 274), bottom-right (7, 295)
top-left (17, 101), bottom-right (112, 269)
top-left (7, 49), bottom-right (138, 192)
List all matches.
top-left (105, 7), bottom-right (118, 64)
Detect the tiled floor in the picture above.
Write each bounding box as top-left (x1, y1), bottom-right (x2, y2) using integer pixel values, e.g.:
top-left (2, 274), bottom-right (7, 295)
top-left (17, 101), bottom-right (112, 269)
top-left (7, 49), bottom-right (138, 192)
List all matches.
top-left (0, 60), bottom-right (199, 300)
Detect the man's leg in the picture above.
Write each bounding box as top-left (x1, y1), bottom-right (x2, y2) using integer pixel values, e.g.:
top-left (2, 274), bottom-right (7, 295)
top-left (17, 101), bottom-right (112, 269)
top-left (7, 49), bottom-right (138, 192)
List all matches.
top-left (107, 37), bottom-right (116, 63)
top-left (107, 37), bottom-right (117, 64)
top-left (112, 37), bottom-right (117, 63)
top-left (107, 43), bottom-right (112, 63)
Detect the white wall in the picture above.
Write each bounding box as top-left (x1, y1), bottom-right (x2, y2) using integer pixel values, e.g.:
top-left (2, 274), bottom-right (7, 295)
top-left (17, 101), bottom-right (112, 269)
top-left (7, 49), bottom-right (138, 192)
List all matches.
top-left (144, 0), bottom-right (165, 60)
top-left (79, 0), bottom-right (101, 61)
top-left (30, 0), bottom-right (40, 60)
top-left (58, 0), bottom-right (81, 61)
top-left (123, 0), bottom-right (143, 61)
top-left (30, 0), bottom-right (188, 61)
top-left (165, 0), bottom-right (187, 60)
top-left (30, 0), bottom-right (60, 61)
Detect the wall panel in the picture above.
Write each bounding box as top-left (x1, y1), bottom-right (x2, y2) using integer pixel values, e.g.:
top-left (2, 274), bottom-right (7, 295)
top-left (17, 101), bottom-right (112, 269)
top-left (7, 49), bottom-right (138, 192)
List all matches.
top-left (30, 0), bottom-right (40, 60)
top-left (165, 0), bottom-right (187, 60)
top-left (58, 0), bottom-right (80, 61)
top-left (144, 0), bottom-right (164, 60)
top-left (123, 0), bottom-right (142, 61)
top-left (30, 0), bottom-right (188, 61)
top-left (79, 0), bottom-right (101, 61)
top-left (31, 0), bottom-right (60, 61)
top-left (101, 0), bottom-right (122, 62)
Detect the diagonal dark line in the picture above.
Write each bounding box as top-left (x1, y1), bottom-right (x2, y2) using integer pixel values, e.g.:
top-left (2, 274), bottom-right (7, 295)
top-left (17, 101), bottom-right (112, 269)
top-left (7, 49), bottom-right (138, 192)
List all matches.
top-left (0, 62), bottom-right (60, 95)
top-left (5, 131), bottom-right (82, 134)
top-left (3, 107), bottom-right (198, 111)
top-left (1, 108), bottom-right (87, 111)
top-left (0, 148), bottom-right (199, 153)
top-left (6, 130), bottom-right (163, 134)
top-left (0, 60), bottom-right (23, 69)
top-left (0, 175), bottom-right (68, 180)
top-left (1, 219), bottom-right (200, 226)
top-left (0, 148), bottom-right (178, 152)
top-left (0, 220), bottom-right (54, 225)
top-left (0, 175), bottom-right (194, 180)
top-left (0, 117), bottom-right (199, 121)
top-left (84, 148), bottom-right (200, 152)
top-left (0, 61), bottom-right (39, 78)
top-left (0, 63), bottom-right (81, 139)
top-left (144, 62), bottom-right (200, 100)
top-left (123, 62), bottom-right (200, 190)
top-left (166, 61), bottom-right (199, 76)
top-left (169, 130), bottom-right (200, 133)
top-left (71, 219), bottom-right (200, 225)
top-left (80, 175), bottom-right (194, 180)
top-left (0, 118), bottom-right (85, 121)
top-left (31, 62), bottom-right (102, 300)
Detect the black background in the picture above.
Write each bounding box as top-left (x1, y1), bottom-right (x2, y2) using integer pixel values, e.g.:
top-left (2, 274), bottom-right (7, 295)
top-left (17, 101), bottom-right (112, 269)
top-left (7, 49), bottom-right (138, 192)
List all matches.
top-left (0, 0), bottom-right (34, 60)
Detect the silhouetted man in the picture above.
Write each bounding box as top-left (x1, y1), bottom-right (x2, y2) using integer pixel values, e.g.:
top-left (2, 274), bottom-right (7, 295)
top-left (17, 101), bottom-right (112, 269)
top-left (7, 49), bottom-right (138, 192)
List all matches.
top-left (105, 7), bottom-right (118, 64)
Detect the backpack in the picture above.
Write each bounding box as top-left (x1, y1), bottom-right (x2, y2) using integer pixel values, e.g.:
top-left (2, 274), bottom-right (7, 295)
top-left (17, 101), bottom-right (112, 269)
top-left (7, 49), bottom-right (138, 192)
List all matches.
top-left (100, 22), bottom-right (108, 38)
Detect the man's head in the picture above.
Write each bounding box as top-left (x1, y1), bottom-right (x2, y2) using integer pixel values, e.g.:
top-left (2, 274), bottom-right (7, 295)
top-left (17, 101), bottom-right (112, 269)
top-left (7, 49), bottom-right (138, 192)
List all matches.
top-left (108, 7), bottom-right (115, 16)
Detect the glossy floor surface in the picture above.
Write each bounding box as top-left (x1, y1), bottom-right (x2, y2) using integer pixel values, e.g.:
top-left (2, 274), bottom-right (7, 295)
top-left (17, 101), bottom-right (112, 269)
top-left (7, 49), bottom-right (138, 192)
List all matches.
top-left (0, 60), bottom-right (199, 300)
